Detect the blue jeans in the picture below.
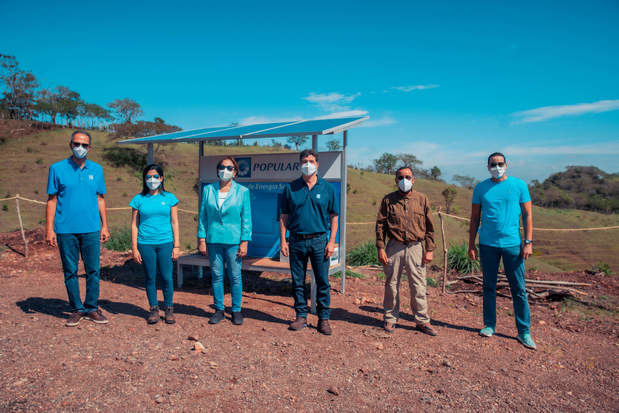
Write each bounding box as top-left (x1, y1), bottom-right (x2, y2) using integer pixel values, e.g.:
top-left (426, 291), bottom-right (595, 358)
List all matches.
top-left (480, 244), bottom-right (531, 334)
top-left (289, 233), bottom-right (330, 320)
top-left (207, 244), bottom-right (243, 312)
top-left (137, 242), bottom-right (174, 308)
top-left (56, 231), bottom-right (101, 314)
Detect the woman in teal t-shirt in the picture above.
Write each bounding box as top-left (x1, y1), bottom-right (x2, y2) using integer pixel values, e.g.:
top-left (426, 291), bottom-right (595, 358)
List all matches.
top-left (130, 164), bottom-right (180, 325)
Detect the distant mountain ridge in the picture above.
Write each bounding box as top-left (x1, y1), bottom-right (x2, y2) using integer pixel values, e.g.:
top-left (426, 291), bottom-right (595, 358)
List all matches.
top-left (530, 166), bottom-right (619, 213)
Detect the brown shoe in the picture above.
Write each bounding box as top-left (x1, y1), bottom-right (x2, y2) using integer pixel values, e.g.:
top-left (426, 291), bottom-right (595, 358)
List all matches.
top-left (65, 311), bottom-right (84, 327)
top-left (384, 321), bottom-right (396, 333)
top-left (147, 307), bottom-right (160, 324)
top-left (84, 309), bottom-right (109, 324)
top-left (416, 323), bottom-right (437, 336)
top-left (288, 316), bottom-right (307, 331)
top-left (317, 319), bottom-right (332, 335)
top-left (164, 307), bottom-right (175, 324)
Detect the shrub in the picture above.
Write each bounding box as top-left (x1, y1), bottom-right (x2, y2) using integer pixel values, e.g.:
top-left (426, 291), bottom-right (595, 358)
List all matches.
top-left (591, 262), bottom-right (613, 276)
top-left (105, 227), bottom-right (132, 251)
top-left (347, 241), bottom-right (380, 266)
top-left (332, 269), bottom-right (365, 279)
top-left (426, 277), bottom-right (438, 287)
top-left (102, 147), bottom-right (147, 172)
top-left (447, 243), bottom-right (480, 274)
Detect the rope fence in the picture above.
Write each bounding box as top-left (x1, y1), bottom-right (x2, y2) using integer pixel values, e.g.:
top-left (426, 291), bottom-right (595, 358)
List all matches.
top-left (2, 195), bottom-right (618, 259)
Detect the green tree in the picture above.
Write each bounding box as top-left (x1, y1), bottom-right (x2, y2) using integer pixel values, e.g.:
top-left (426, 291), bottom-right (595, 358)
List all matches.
top-left (374, 152), bottom-right (398, 174)
top-left (397, 153), bottom-right (423, 172)
top-left (55, 86), bottom-right (81, 126)
top-left (35, 89), bottom-right (59, 124)
top-left (453, 174), bottom-right (477, 190)
top-left (326, 139), bottom-right (340, 151)
top-left (430, 166), bottom-right (442, 181)
top-left (0, 54), bottom-right (39, 120)
top-left (108, 98), bottom-right (143, 124)
top-left (441, 186), bottom-right (458, 213)
top-left (287, 135), bottom-right (308, 151)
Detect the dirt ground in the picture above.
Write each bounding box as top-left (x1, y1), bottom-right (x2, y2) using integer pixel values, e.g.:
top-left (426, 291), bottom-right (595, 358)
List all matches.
top-left (0, 229), bottom-right (617, 412)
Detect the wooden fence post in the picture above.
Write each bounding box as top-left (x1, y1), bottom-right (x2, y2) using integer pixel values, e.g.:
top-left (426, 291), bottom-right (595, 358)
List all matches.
top-left (439, 210), bottom-right (448, 294)
top-left (15, 195), bottom-right (28, 257)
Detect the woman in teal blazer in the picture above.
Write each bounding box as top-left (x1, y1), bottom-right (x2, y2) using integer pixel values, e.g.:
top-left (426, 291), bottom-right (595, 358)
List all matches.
top-left (198, 156), bottom-right (252, 325)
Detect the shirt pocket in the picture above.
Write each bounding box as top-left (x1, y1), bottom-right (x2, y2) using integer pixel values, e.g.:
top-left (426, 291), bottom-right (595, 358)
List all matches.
top-left (387, 204), bottom-right (401, 225)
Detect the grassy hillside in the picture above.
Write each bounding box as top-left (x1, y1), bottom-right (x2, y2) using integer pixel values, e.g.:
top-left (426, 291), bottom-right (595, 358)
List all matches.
top-left (1, 127), bottom-right (618, 272)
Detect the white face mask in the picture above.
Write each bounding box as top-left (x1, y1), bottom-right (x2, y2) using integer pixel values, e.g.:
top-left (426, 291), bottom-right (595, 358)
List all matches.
top-left (146, 178), bottom-right (161, 191)
top-left (489, 166), bottom-right (506, 179)
top-left (398, 177), bottom-right (413, 192)
top-left (71, 146), bottom-right (88, 159)
top-left (218, 169), bottom-right (234, 181)
top-left (301, 162), bottom-right (317, 176)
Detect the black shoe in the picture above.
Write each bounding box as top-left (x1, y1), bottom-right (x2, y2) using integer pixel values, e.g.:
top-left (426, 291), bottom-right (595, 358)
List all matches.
top-left (289, 316), bottom-right (307, 331)
top-left (231, 311), bottom-right (243, 325)
top-left (164, 307), bottom-right (175, 324)
top-left (147, 307), bottom-right (159, 324)
top-left (209, 310), bottom-right (225, 324)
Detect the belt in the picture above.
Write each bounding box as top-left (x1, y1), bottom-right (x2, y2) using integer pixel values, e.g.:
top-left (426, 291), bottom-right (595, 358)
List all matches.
top-left (291, 232), bottom-right (325, 240)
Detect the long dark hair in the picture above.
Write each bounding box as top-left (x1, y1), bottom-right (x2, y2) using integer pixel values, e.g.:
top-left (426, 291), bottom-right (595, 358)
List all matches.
top-left (141, 163), bottom-right (167, 195)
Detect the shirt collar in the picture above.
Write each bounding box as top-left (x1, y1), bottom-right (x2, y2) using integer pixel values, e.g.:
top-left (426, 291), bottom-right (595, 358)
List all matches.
top-left (68, 156), bottom-right (90, 170)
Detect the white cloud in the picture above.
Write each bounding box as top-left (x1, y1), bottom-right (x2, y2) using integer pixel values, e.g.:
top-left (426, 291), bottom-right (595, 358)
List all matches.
top-left (303, 91), bottom-right (361, 112)
top-left (502, 142), bottom-right (619, 156)
top-left (359, 116), bottom-right (396, 128)
top-left (391, 84), bottom-right (439, 92)
top-left (511, 99), bottom-right (619, 123)
top-left (239, 115), bottom-right (301, 125)
top-left (315, 110), bottom-right (368, 119)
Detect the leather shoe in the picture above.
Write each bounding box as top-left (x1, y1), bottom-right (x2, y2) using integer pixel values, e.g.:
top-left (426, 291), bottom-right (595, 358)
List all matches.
top-left (416, 323), bottom-right (437, 336)
top-left (288, 316), bottom-right (307, 331)
top-left (317, 319), bottom-right (332, 335)
top-left (384, 321), bottom-right (395, 333)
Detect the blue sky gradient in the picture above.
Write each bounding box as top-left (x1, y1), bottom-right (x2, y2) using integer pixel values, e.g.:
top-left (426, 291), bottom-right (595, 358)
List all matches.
top-left (2, 0), bottom-right (618, 182)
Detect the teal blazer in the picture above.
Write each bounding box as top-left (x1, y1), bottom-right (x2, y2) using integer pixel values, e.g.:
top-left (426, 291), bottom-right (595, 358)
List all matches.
top-left (197, 180), bottom-right (252, 244)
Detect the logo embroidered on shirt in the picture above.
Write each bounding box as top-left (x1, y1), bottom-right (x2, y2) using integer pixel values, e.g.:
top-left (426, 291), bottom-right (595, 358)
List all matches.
top-left (316, 194), bottom-right (321, 199)
top-left (88, 175), bottom-right (94, 180)
top-left (161, 201), bottom-right (166, 205)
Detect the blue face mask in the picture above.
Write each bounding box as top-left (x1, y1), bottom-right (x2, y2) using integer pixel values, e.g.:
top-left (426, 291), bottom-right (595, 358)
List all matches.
top-left (72, 146), bottom-right (88, 159)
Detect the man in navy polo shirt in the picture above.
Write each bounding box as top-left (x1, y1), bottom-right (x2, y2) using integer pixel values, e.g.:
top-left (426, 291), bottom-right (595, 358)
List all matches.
top-left (280, 149), bottom-right (339, 335)
top-left (46, 130), bottom-right (110, 327)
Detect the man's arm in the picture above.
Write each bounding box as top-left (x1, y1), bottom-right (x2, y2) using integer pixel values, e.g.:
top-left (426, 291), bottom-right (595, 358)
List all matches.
top-left (279, 214), bottom-right (289, 257)
top-left (375, 197), bottom-right (389, 266)
top-left (423, 198), bottom-right (435, 264)
top-left (468, 204), bottom-right (481, 260)
top-left (521, 201), bottom-right (533, 259)
top-left (98, 194), bottom-right (110, 242)
top-left (324, 214), bottom-right (338, 258)
top-left (45, 195), bottom-right (57, 247)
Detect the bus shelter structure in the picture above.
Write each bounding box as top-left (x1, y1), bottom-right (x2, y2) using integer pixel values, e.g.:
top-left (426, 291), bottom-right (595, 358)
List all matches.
top-left (118, 116), bottom-right (368, 305)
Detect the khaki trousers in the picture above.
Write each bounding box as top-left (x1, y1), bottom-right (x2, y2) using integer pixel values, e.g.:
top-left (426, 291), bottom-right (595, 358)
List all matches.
top-left (382, 239), bottom-right (429, 324)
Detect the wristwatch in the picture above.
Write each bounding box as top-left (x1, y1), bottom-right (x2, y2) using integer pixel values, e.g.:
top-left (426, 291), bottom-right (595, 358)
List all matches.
top-left (524, 239), bottom-right (533, 245)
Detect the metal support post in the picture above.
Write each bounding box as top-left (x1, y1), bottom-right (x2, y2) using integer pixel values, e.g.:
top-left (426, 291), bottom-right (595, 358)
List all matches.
top-left (147, 143), bottom-right (154, 164)
top-left (340, 130), bottom-right (348, 293)
top-left (310, 134), bottom-right (318, 314)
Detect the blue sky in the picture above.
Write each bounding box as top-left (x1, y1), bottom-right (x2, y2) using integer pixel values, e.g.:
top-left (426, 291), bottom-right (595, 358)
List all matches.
top-left (2, 0), bottom-right (618, 182)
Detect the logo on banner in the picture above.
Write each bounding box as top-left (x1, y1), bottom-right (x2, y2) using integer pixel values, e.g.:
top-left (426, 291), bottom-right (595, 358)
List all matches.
top-left (235, 157), bottom-right (251, 178)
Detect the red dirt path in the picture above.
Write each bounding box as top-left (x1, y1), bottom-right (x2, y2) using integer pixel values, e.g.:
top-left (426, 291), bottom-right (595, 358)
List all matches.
top-left (0, 229), bottom-right (617, 411)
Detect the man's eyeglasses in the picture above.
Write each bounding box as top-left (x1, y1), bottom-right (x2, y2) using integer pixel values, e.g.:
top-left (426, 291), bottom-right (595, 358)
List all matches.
top-left (489, 162), bottom-right (505, 167)
top-left (396, 175), bottom-right (412, 181)
top-left (71, 142), bottom-right (89, 149)
top-left (146, 174), bottom-right (160, 179)
top-left (218, 165), bottom-right (235, 171)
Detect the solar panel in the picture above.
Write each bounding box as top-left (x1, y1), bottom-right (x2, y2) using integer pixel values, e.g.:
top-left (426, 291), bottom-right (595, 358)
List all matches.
top-left (117, 116), bottom-right (368, 144)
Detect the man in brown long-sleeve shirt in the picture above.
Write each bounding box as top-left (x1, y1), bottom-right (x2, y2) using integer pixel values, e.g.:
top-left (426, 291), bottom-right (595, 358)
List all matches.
top-left (376, 166), bottom-right (437, 336)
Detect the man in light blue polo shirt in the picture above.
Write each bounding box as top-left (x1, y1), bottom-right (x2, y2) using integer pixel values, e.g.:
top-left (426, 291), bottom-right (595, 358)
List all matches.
top-left (46, 130), bottom-right (110, 327)
top-left (468, 152), bottom-right (536, 349)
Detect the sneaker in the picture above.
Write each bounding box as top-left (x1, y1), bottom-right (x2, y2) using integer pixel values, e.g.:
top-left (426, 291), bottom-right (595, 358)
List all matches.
top-left (517, 333), bottom-right (537, 350)
top-left (146, 307), bottom-right (159, 324)
top-left (479, 326), bottom-right (495, 337)
top-left (65, 311), bottom-right (84, 327)
top-left (416, 323), bottom-right (437, 336)
top-left (209, 310), bottom-right (225, 324)
top-left (231, 311), bottom-right (243, 325)
top-left (164, 307), bottom-right (175, 324)
top-left (83, 309), bottom-right (109, 324)
top-left (317, 319), bottom-right (332, 335)
top-left (384, 321), bottom-right (396, 333)
top-left (288, 316), bottom-right (307, 331)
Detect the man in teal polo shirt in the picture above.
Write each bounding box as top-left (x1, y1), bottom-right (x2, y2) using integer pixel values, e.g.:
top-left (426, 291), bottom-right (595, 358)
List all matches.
top-left (280, 149), bottom-right (339, 335)
top-left (468, 152), bottom-right (536, 349)
top-left (46, 130), bottom-right (110, 327)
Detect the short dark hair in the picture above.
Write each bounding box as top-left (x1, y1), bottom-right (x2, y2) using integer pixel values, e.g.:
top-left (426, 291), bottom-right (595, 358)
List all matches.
top-left (141, 163), bottom-right (166, 195)
top-left (487, 152), bottom-right (506, 164)
top-left (395, 166), bottom-right (413, 176)
top-left (299, 149), bottom-right (318, 162)
top-left (71, 130), bottom-right (92, 145)
top-left (216, 156), bottom-right (239, 176)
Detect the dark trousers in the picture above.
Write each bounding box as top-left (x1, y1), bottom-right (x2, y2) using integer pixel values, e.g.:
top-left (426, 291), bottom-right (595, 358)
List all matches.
top-left (289, 233), bottom-right (331, 320)
top-left (137, 242), bottom-right (174, 308)
top-left (56, 231), bottom-right (101, 313)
